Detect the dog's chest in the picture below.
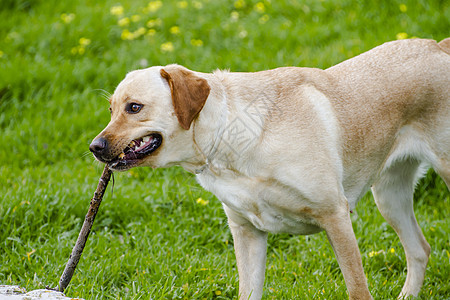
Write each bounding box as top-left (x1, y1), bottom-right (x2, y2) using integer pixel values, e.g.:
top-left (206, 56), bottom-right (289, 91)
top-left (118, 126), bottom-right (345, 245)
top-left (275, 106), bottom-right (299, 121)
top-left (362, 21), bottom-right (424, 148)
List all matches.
top-left (197, 171), bottom-right (322, 235)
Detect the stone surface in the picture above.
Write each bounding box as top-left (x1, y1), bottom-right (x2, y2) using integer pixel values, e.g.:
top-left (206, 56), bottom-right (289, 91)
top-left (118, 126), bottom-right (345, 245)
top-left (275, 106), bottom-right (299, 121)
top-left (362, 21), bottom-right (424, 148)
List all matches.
top-left (0, 286), bottom-right (84, 300)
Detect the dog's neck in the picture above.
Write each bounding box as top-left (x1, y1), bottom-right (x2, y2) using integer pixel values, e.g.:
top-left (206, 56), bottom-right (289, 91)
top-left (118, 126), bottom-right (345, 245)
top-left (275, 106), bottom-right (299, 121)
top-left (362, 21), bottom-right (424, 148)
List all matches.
top-left (188, 70), bottom-right (272, 177)
top-left (189, 71), bottom-right (229, 175)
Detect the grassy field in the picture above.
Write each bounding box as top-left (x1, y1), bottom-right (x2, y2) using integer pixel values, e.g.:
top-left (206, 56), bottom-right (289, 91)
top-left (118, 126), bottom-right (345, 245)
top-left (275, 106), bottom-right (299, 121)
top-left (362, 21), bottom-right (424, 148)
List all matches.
top-left (0, 0), bottom-right (449, 299)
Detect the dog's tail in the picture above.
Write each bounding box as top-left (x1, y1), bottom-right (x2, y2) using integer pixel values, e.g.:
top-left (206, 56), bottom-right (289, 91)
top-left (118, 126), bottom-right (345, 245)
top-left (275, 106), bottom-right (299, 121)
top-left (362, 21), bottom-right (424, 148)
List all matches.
top-left (438, 37), bottom-right (450, 55)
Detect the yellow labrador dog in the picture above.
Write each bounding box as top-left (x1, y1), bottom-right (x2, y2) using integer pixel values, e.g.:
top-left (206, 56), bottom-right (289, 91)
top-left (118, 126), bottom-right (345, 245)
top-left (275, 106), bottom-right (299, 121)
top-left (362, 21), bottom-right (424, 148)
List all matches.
top-left (90, 38), bottom-right (450, 299)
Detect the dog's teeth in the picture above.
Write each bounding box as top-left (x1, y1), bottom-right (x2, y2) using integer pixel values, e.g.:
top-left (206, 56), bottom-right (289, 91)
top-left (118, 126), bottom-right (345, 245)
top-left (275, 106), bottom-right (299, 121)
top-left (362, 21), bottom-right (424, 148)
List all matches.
top-left (119, 153), bottom-right (125, 159)
top-left (143, 136), bottom-right (150, 143)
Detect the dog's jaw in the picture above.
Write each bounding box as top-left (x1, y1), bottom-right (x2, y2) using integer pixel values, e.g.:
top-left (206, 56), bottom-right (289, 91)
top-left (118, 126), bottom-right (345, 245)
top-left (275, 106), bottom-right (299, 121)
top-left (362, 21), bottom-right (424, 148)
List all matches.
top-left (107, 133), bottom-right (163, 171)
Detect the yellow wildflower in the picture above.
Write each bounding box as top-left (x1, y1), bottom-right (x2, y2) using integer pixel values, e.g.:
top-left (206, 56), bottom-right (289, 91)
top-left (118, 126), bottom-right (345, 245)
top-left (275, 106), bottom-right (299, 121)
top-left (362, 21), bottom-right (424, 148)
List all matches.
top-left (71, 46), bottom-right (86, 55)
top-left (177, 1), bottom-right (188, 9)
top-left (79, 37), bottom-right (91, 46)
top-left (215, 290), bottom-right (222, 296)
top-left (368, 251), bottom-right (377, 257)
top-left (254, 2), bottom-right (265, 13)
top-left (196, 197), bottom-right (209, 205)
top-left (230, 11), bottom-right (239, 21)
top-left (399, 4), bottom-right (407, 12)
top-left (148, 1), bottom-right (163, 12)
top-left (390, 248), bottom-right (395, 254)
top-left (121, 29), bottom-right (134, 40)
top-left (134, 27), bottom-right (146, 38)
top-left (170, 26), bottom-right (181, 34)
top-left (234, 0), bottom-right (245, 9)
top-left (193, 1), bottom-right (203, 9)
top-left (131, 14), bottom-right (141, 22)
top-left (147, 29), bottom-right (156, 36)
top-left (147, 18), bottom-right (162, 28)
top-left (160, 42), bottom-right (174, 52)
top-left (60, 13), bottom-right (75, 24)
top-left (110, 5), bottom-right (124, 16)
top-left (239, 30), bottom-right (248, 39)
top-left (191, 39), bottom-right (203, 47)
top-left (396, 32), bottom-right (408, 40)
top-left (118, 17), bottom-right (130, 27)
top-left (259, 14), bottom-right (269, 24)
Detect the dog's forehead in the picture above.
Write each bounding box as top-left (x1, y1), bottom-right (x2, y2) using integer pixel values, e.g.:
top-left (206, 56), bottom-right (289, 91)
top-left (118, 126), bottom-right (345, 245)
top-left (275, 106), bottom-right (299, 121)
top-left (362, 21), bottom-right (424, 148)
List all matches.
top-left (112, 66), bottom-right (167, 103)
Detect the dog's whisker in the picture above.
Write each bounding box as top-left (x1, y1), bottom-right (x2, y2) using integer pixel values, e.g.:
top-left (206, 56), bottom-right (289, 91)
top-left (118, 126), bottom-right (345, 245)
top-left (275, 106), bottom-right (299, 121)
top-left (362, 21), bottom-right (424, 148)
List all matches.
top-left (81, 151), bottom-right (92, 158)
top-left (92, 89), bottom-right (112, 101)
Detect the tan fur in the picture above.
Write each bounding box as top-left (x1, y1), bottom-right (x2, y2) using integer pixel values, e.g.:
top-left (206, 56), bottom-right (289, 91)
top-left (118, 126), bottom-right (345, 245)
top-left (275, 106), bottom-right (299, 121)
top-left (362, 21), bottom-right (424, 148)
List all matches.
top-left (90, 38), bottom-right (450, 299)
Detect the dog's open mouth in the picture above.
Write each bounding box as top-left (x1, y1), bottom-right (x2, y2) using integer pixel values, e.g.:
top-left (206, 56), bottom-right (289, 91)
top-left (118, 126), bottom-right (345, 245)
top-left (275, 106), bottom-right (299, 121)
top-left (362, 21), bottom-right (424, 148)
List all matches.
top-left (109, 133), bottom-right (162, 169)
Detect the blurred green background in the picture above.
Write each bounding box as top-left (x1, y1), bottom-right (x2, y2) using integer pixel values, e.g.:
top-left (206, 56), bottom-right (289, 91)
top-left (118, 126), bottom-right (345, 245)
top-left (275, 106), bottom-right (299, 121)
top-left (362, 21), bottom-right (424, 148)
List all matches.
top-left (0, 0), bottom-right (449, 299)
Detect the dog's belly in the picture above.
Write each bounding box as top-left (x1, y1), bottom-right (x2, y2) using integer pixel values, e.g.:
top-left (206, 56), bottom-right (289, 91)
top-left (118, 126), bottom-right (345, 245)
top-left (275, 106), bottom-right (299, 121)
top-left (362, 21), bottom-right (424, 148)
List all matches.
top-left (197, 171), bottom-right (323, 235)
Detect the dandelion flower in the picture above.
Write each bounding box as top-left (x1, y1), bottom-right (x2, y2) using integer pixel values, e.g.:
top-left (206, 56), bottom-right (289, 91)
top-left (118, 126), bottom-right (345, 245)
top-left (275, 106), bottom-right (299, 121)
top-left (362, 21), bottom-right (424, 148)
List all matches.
top-left (190, 39), bottom-right (203, 47)
top-left (147, 29), bottom-right (156, 36)
top-left (110, 5), bottom-right (124, 16)
top-left (399, 4), bottom-right (407, 12)
top-left (230, 11), bottom-right (239, 21)
top-left (177, 1), bottom-right (188, 9)
top-left (148, 1), bottom-right (163, 12)
top-left (196, 197), bottom-right (209, 205)
top-left (234, 0), bottom-right (245, 9)
top-left (131, 14), bottom-right (142, 22)
top-left (239, 30), bottom-right (248, 39)
top-left (396, 32), bottom-right (408, 40)
top-left (259, 14), bottom-right (269, 24)
top-left (121, 29), bottom-right (134, 40)
top-left (170, 26), bottom-right (181, 34)
top-left (147, 18), bottom-right (162, 28)
top-left (118, 17), bottom-right (130, 27)
top-left (254, 2), bottom-right (265, 13)
top-left (215, 290), bottom-right (222, 296)
top-left (160, 42), bottom-right (174, 52)
top-left (132, 27), bottom-right (146, 38)
top-left (193, 1), bottom-right (203, 9)
top-left (61, 13), bottom-right (75, 24)
top-left (79, 37), bottom-right (91, 46)
top-left (390, 248), bottom-right (395, 254)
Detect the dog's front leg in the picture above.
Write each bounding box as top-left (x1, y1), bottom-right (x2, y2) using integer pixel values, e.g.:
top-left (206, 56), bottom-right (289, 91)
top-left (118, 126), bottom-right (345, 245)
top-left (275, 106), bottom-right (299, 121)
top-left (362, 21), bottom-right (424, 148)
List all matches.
top-left (318, 205), bottom-right (373, 300)
top-left (224, 205), bottom-right (268, 300)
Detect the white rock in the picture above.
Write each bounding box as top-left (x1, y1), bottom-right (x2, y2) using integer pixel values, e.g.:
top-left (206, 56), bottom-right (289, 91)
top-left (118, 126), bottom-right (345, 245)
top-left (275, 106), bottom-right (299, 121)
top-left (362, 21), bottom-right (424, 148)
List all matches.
top-left (0, 286), bottom-right (84, 300)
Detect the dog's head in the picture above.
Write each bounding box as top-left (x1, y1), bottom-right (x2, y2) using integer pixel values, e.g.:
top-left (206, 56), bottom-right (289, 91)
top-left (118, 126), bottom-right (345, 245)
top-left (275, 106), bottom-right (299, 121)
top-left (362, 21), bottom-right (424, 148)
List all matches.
top-left (89, 65), bottom-right (210, 171)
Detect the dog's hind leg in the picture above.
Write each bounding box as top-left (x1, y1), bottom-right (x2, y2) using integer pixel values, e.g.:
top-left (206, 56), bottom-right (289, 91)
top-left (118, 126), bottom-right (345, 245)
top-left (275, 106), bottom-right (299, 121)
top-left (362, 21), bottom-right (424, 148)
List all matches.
top-left (372, 159), bottom-right (430, 299)
top-left (318, 201), bottom-right (373, 300)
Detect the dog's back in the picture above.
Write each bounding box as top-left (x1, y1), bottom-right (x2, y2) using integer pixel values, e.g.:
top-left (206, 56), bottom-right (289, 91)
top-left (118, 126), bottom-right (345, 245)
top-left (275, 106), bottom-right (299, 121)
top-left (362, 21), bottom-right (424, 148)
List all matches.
top-left (322, 39), bottom-right (450, 198)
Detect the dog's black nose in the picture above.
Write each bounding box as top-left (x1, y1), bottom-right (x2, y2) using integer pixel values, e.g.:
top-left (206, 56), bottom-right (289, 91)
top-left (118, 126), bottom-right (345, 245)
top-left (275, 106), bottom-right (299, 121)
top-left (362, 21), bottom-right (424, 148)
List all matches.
top-left (89, 137), bottom-right (108, 155)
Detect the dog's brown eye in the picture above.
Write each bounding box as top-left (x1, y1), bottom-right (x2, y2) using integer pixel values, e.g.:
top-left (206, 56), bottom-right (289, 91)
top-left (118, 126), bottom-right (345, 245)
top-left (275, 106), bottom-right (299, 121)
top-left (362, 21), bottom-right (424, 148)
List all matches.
top-left (126, 103), bottom-right (143, 114)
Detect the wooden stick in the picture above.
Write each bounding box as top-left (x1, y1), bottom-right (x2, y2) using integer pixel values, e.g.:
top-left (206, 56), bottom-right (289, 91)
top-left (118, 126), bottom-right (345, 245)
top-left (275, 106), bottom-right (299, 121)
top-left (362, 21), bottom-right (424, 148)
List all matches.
top-left (57, 166), bottom-right (113, 292)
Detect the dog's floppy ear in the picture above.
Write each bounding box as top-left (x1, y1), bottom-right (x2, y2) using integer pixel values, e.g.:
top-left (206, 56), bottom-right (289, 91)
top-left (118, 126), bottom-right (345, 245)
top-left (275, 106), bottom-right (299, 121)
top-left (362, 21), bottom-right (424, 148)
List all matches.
top-left (160, 66), bottom-right (211, 130)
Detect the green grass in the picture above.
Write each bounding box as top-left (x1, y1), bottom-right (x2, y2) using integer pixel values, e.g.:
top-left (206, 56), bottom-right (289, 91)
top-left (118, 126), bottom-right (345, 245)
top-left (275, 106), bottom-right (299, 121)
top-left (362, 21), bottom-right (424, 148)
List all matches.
top-left (0, 0), bottom-right (449, 299)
